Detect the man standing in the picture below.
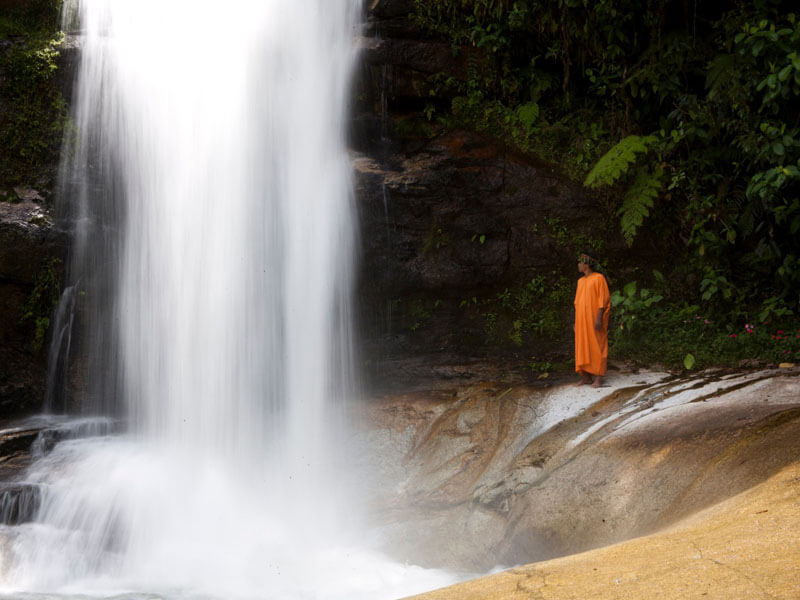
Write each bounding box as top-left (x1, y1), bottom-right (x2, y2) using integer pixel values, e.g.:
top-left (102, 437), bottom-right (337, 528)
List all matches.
top-left (574, 250), bottom-right (611, 387)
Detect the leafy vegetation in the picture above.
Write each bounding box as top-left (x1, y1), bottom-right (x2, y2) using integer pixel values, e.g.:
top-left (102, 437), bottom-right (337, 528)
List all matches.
top-left (412, 0), bottom-right (800, 367)
top-left (21, 258), bottom-right (62, 352)
top-left (610, 296), bottom-right (800, 370)
top-left (0, 0), bottom-right (67, 187)
top-left (2, 1), bottom-right (65, 357)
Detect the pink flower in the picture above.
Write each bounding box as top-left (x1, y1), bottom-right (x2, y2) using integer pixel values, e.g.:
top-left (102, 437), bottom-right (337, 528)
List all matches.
top-left (730, 334), bottom-right (738, 338)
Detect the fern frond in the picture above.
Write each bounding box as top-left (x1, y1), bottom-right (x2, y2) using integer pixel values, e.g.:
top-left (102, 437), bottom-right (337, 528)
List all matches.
top-left (584, 135), bottom-right (657, 188)
top-left (618, 166), bottom-right (663, 246)
top-left (516, 102), bottom-right (539, 134)
top-left (705, 53), bottom-right (737, 98)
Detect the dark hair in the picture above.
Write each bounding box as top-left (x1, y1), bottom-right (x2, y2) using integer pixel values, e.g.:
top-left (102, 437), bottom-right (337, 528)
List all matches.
top-left (579, 248), bottom-right (603, 273)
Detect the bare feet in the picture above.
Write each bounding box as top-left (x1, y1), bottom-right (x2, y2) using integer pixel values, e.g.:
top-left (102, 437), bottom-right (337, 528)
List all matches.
top-left (576, 373), bottom-right (593, 386)
top-left (591, 376), bottom-right (603, 388)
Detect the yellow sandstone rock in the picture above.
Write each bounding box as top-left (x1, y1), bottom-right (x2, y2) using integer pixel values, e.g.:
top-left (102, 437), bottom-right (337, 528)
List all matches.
top-left (406, 462), bottom-right (800, 600)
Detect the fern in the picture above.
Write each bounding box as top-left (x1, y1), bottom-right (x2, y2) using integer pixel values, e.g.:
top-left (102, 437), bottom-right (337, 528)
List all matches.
top-left (584, 135), bottom-right (657, 188)
top-left (705, 53), bottom-right (737, 98)
top-left (516, 102), bottom-right (539, 134)
top-left (618, 166), bottom-right (663, 246)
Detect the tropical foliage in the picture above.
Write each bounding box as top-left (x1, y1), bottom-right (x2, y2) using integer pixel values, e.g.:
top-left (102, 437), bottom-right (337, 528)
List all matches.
top-left (412, 0), bottom-right (800, 325)
top-left (0, 0), bottom-right (66, 186)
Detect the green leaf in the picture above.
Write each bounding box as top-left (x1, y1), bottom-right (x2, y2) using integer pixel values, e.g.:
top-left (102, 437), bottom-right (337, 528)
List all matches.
top-left (584, 135), bottom-right (657, 188)
top-left (618, 167), bottom-right (663, 246)
top-left (684, 353), bottom-right (696, 370)
top-left (623, 281), bottom-right (637, 297)
top-left (516, 102), bottom-right (539, 133)
top-left (705, 54), bottom-right (736, 95)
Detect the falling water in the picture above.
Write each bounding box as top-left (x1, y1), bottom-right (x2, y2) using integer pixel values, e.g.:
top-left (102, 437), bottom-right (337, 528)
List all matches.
top-left (0, 1), bottom-right (462, 598)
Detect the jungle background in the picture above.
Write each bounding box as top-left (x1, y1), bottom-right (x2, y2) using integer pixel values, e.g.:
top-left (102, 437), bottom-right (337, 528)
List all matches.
top-left (358, 0), bottom-right (800, 377)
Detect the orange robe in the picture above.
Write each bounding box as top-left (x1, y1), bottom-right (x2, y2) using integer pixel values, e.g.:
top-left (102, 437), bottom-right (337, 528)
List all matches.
top-left (574, 272), bottom-right (611, 376)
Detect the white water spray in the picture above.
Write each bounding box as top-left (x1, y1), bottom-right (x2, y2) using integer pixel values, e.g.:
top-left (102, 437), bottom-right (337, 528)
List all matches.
top-left (0, 1), bottom-right (463, 598)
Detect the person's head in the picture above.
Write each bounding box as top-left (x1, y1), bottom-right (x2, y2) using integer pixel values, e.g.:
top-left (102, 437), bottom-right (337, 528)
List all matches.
top-left (577, 248), bottom-right (600, 275)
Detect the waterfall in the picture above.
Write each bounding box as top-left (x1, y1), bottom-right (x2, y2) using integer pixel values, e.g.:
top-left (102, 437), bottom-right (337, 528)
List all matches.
top-left (57, 0), bottom-right (359, 446)
top-left (0, 1), bottom-right (463, 598)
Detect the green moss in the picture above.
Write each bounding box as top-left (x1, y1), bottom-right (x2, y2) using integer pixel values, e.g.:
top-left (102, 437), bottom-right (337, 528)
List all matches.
top-left (421, 219), bottom-right (450, 254)
top-left (0, 0), bottom-right (62, 38)
top-left (21, 257), bottom-right (62, 352)
top-left (1, 0), bottom-right (66, 188)
top-left (0, 32), bottom-right (68, 186)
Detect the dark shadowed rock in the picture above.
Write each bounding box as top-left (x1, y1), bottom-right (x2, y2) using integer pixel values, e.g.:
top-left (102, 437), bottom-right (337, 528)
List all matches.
top-left (0, 198), bottom-right (67, 416)
top-left (352, 129), bottom-right (600, 389)
top-left (0, 482), bottom-right (41, 524)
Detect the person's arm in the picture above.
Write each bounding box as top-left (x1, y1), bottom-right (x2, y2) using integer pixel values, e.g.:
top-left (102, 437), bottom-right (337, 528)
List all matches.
top-left (595, 274), bottom-right (610, 331)
top-left (594, 307), bottom-right (604, 331)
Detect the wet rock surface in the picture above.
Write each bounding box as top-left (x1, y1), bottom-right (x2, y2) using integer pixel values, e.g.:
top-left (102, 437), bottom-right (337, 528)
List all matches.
top-left (353, 366), bottom-right (800, 579)
top-left (0, 482), bottom-right (42, 525)
top-left (0, 29), bottom-right (75, 418)
top-left (410, 461), bottom-right (800, 599)
top-left (0, 198), bottom-right (67, 416)
top-left (0, 415), bottom-right (120, 525)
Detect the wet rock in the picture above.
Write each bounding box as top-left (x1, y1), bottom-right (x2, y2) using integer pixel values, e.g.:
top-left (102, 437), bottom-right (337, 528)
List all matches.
top-left (355, 368), bottom-right (800, 571)
top-left (410, 462), bottom-right (800, 599)
top-left (0, 483), bottom-right (42, 524)
top-left (0, 198), bottom-right (62, 283)
top-left (0, 199), bottom-right (67, 417)
top-left (0, 416), bottom-right (120, 483)
top-left (368, 0), bottom-right (416, 20)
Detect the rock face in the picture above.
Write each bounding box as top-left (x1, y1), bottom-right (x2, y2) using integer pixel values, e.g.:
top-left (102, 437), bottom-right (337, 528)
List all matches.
top-left (352, 2), bottom-right (616, 387)
top-left (353, 367), bottom-right (800, 574)
top-left (0, 33), bottom-right (76, 417)
top-left (410, 462), bottom-right (800, 599)
top-left (0, 197), bottom-right (66, 416)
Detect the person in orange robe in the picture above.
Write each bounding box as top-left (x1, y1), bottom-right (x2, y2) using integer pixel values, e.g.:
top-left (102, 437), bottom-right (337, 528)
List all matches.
top-left (574, 250), bottom-right (611, 387)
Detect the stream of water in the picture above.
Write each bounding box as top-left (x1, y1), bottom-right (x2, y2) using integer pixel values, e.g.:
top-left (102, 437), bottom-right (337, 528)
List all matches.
top-left (0, 1), bottom-right (463, 598)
